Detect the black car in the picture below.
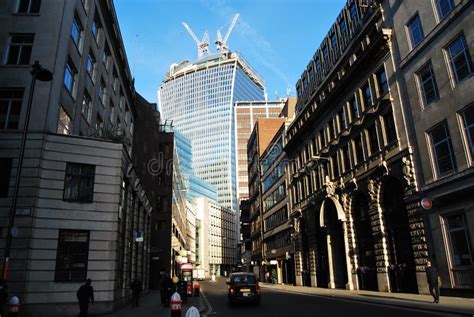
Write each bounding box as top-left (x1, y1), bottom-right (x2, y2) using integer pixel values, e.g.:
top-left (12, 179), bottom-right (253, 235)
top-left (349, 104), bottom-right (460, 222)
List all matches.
top-left (227, 272), bottom-right (261, 305)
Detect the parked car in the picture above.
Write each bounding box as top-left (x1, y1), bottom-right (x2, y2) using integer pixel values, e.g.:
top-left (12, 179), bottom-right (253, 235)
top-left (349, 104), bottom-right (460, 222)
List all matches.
top-left (227, 272), bottom-right (261, 305)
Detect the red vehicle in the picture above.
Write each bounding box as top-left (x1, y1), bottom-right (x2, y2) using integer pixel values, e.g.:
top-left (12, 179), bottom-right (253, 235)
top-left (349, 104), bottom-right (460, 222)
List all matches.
top-left (227, 272), bottom-right (261, 305)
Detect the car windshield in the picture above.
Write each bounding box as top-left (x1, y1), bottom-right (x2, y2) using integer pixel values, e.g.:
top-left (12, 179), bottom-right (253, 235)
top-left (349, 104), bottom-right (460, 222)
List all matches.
top-left (231, 275), bottom-right (256, 285)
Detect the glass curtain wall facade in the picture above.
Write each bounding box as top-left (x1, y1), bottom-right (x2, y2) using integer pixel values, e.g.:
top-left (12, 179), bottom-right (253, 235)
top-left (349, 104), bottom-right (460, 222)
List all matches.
top-left (159, 53), bottom-right (265, 212)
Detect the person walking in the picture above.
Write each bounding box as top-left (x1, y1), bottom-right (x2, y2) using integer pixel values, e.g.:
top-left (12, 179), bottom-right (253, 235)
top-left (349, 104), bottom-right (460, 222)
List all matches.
top-left (161, 274), bottom-right (174, 308)
top-left (426, 260), bottom-right (440, 303)
top-left (77, 279), bottom-right (94, 317)
top-left (177, 275), bottom-right (187, 304)
top-left (131, 277), bottom-right (143, 308)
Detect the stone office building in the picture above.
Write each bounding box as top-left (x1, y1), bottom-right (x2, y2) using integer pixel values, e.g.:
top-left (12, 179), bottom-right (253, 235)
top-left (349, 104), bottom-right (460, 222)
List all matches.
top-left (0, 0), bottom-right (153, 315)
top-left (286, 0), bottom-right (430, 293)
top-left (384, 0), bottom-right (473, 294)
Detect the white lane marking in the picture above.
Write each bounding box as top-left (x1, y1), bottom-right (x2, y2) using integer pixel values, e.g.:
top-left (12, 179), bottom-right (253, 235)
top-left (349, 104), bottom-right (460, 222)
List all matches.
top-left (200, 286), bottom-right (215, 315)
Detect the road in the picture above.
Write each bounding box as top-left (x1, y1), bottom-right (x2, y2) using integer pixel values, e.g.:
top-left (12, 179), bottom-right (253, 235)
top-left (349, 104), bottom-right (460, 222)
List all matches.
top-left (200, 278), bottom-right (464, 317)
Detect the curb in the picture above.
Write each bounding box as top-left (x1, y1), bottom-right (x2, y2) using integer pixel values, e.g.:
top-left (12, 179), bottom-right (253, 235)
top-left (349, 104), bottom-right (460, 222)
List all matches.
top-left (260, 284), bottom-right (474, 316)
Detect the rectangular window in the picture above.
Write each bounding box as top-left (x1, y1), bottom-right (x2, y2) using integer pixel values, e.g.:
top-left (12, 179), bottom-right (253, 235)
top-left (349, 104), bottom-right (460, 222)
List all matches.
top-left (331, 33), bottom-right (337, 49)
top-left (63, 162), bottom-right (95, 202)
top-left (436, 0), bottom-right (455, 20)
top-left (63, 59), bottom-right (77, 95)
top-left (0, 88), bottom-right (23, 130)
top-left (96, 114), bottom-right (103, 136)
top-left (5, 34), bottom-right (34, 65)
top-left (91, 17), bottom-right (100, 42)
top-left (71, 15), bottom-right (83, 49)
top-left (417, 62), bottom-right (439, 106)
top-left (429, 122), bottom-right (456, 176)
top-left (461, 105), bottom-right (474, 161)
top-left (16, 0), bottom-right (41, 13)
top-left (377, 67), bottom-right (389, 96)
top-left (332, 154), bottom-right (339, 178)
top-left (57, 106), bottom-right (71, 135)
top-left (407, 14), bottom-right (424, 48)
top-left (446, 35), bottom-right (473, 84)
top-left (86, 51), bottom-right (95, 78)
top-left (323, 46), bottom-right (329, 62)
top-left (0, 158), bottom-right (12, 197)
top-left (103, 44), bottom-right (110, 68)
top-left (338, 107), bottom-right (347, 131)
top-left (339, 18), bottom-right (347, 35)
top-left (444, 213), bottom-right (473, 266)
top-left (350, 3), bottom-right (357, 19)
top-left (367, 123), bottom-right (379, 154)
top-left (343, 143), bottom-right (351, 172)
top-left (362, 83), bottom-right (372, 108)
top-left (349, 96), bottom-right (359, 121)
top-left (109, 100), bottom-right (115, 124)
top-left (81, 91), bottom-right (92, 124)
top-left (354, 134), bottom-right (364, 165)
top-left (99, 79), bottom-right (106, 103)
top-left (55, 230), bottom-right (90, 282)
top-left (383, 109), bottom-right (397, 144)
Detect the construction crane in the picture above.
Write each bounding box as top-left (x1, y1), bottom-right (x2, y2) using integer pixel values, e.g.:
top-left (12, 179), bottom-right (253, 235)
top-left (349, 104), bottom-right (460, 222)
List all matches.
top-left (215, 13), bottom-right (239, 53)
top-left (182, 22), bottom-right (209, 59)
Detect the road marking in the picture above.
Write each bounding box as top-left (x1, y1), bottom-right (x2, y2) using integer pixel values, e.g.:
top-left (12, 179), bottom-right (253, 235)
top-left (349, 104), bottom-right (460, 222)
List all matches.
top-left (200, 285), bottom-right (215, 316)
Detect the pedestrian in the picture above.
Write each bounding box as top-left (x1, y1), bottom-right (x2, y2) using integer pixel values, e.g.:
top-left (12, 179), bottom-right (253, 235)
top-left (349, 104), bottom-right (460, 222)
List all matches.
top-left (131, 277), bottom-right (143, 308)
top-left (0, 278), bottom-right (8, 317)
top-left (162, 274), bottom-right (174, 308)
top-left (77, 278), bottom-right (94, 317)
top-left (426, 260), bottom-right (440, 303)
top-left (177, 275), bottom-right (187, 303)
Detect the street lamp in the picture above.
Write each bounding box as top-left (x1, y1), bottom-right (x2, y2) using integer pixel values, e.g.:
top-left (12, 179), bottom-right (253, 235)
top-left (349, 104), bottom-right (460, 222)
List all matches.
top-left (2, 61), bottom-right (52, 280)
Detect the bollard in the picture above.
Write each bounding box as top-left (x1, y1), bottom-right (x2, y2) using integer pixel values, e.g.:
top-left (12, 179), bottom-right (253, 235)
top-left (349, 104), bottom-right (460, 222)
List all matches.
top-left (193, 282), bottom-right (200, 297)
top-left (8, 296), bottom-right (21, 317)
top-left (170, 292), bottom-right (182, 317)
top-left (185, 306), bottom-right (200, 317)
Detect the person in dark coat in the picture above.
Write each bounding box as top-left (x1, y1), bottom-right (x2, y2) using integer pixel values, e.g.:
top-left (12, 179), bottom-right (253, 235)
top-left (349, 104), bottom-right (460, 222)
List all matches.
top-left (426, 260), bottom-right (440, 303)
top-left (77, 278), bottom-right (94, 317)
top-left (161, 274), bottom-right (174, 308)
top-left (177, 275), bottom-right (187, 303)
top-left (0, 279), bottom-right (8, 317)
top-left (131, 277), bottom-right (143, 308)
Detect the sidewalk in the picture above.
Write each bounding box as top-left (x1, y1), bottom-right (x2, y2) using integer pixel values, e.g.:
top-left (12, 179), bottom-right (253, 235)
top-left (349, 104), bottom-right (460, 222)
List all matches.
top-left (100, 290), bottom-right (206, 317)
top-left (260, 283), bottom-right (474, 315)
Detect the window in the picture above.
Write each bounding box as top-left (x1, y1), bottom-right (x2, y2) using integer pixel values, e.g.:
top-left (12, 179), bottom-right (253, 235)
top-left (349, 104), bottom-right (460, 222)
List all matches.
top-left (91, 16), bottom-right (100, 43)
top-left (383, 109), bottom-right (397, 144)
top-left (332, 154), bottom-right (339, 178)
top-left (338, 107), bottom-right (347, 131)
top-left (376, 67), bottom-right (388, 96)
top-left (362, 83), bottom-right (372, 108)
top-left (0, 158), bottom-right (12, 197)
top-left (407, 14), bottom-right (424, 48)
top-left (109, 100), bottom-right (115, 124)
top-left (342, 143), bottom-right (351, 172)
top-left (71, 15), bottom-right (83, 49)
top-left (331, 33), bottom-right (337, 49)
top-left (5, 34), bottom-right (34, 65)
top-left (63, 162), bottom-right (95, 202)
top-left (0, 89), bottom-right (23, 130)
top-left (57, 107), bottom-right (71, 135)
top-left (55, 230), bottom-right (89, 282)
top-left (429, 122), bottom-right (456, 176)
top-left (461, 105), bottom-right (474, 161)
top-left (354, 134), bottom-right (364, 164)
top-left (103, 44), bottom-right (110, 69)
top-left (99, 79), bottom-right (106, 103)
top-left (81, 91), bottom-right (92, 124)
top-left (86, 51), bottom-right (95, 78)
top-left (96, 114), bottom-right (103, 136)
top-left (339, 18), bottom-right (347, 35)
top-left (444, 213), bottom-right (473, 266)
top-left (435, 0), bottom-right (455, 20)
top-left (63, 59), bottom-right (77, 95)
top-left (367, 123), bottom-right (379, 154)
top-left (417, 62), bottom-right (439, 107)
top-left (349, 96), bottom-right (359, 121)
top-left (446, 35), bottom-right (473, 84)
top-left (350, 3), bottom-right (357, 19)
top-left (16, 0), bottom-right (41, 13)
top-left (323, 46), bottom-right (329, 62)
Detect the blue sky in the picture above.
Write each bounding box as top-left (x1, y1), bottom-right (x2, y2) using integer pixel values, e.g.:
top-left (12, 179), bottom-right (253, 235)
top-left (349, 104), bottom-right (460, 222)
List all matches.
top-left (115, 0), bottom-right (346, 103)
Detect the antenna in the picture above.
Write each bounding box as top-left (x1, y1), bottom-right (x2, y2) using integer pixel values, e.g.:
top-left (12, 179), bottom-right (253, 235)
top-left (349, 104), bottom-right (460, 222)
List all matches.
top-left (215, 13), bottom-right (239, 53)
top-left (182, 22), bottom-right (209, 59)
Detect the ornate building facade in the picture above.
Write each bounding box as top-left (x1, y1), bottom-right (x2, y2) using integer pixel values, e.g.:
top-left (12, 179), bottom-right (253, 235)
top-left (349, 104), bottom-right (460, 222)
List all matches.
top-left (286, 0), bottom-right (430, 293)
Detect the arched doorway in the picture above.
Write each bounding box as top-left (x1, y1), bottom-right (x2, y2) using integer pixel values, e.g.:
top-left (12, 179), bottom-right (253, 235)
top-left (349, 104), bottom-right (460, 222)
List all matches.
top-left (352, 193), bottom-right (378, 291)
top-left (320, 198), bottom-right (349, 289)
top-left (382, 177), bottom-right (417, 293)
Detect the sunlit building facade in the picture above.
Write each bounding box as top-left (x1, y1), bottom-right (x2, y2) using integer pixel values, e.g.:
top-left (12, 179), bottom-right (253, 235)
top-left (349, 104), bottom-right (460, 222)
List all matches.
top-left (159, 52), bottom-right (265, 212)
